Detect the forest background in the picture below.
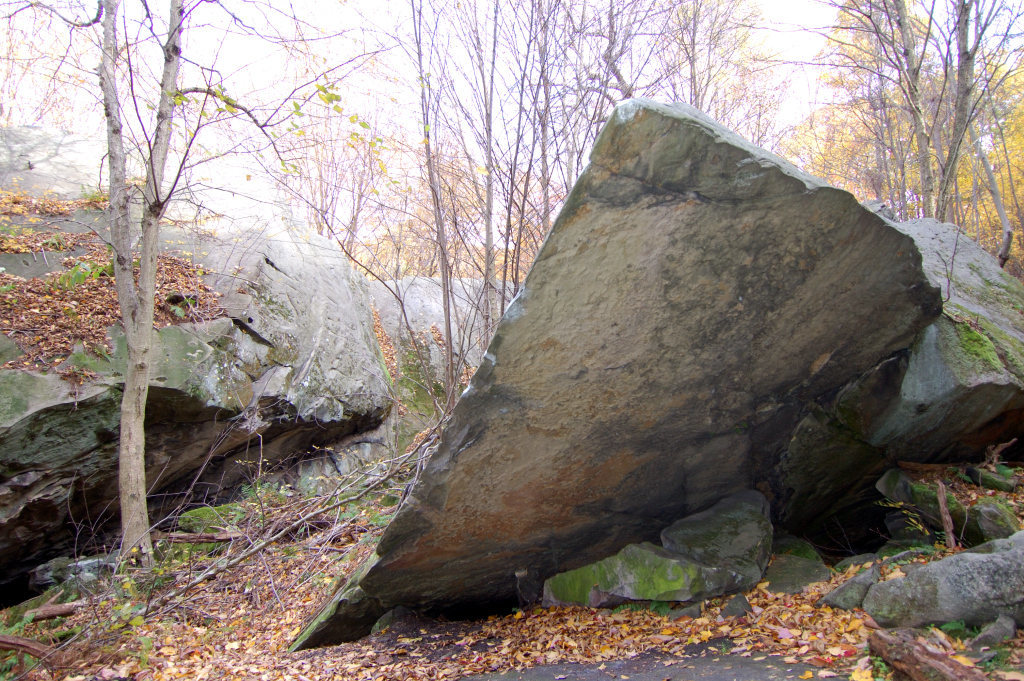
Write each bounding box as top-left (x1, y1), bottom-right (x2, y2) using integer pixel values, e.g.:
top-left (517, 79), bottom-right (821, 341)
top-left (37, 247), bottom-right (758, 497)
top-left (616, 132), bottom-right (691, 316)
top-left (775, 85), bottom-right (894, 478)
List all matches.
top-left (5, 0), bottom-right (1023, 296)
top-left (2, 0), bottom-right (1024, 402)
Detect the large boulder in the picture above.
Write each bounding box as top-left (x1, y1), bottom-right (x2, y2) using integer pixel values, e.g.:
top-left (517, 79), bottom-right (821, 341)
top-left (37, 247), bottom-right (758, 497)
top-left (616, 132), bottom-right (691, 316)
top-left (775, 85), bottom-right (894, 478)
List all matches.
top-left (293, 100), bottom-right (942, 647)
top-left (828, 220), bottom-right (1024, 462)
top-left (0, 222), bottom-right (392, 597)
top-left (862, 531), bottom-right (1024, 627)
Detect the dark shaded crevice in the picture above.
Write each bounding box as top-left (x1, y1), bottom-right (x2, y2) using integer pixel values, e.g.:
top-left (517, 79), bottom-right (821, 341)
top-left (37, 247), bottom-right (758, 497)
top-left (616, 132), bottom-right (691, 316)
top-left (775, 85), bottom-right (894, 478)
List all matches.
top-left (263, 255), bottom-right (287, 275)
top-left (231, 318), bottom-right (275, 347)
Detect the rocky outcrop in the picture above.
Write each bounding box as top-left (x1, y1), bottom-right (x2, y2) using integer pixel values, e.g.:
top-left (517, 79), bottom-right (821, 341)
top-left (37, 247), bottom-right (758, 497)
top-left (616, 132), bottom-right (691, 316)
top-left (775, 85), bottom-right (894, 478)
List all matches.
top-left (293, 99), bottom-right (944, 648)
top-left (782, 216), bottom-right (1024, 536)
top-left (0, 225), bottom-right (392, 596)
top-left (369, 276), bottom-right (493, 372)
top-left (367, 277), bottom-right (492, 453)
top-left (862, 531), bottom-right (1024, 627)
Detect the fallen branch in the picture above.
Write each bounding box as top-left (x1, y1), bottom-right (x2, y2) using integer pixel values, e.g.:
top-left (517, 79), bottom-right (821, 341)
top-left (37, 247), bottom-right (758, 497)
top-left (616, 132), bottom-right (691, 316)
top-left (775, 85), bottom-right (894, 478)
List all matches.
top-left (935, 480), bottom-right (957, 549)
top-left (0, 633), bottom-right (54, 661)
top-left (985, 438), bottom-right (1018, 468)
top-left (153, 531), bottom-right (245, 543)
top-left (25, 599), bottom-right (84, 622)
top-left (145, 444), bottom-right (423, 614)
top-left (869, 628), bottom-right (986, 681)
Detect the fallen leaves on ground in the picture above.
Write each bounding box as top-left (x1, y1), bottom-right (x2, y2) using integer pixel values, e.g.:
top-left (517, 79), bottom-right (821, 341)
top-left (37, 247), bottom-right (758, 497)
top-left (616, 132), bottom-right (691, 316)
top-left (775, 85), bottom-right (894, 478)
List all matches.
top-left (0, 188), bottom-right (108, 219)
top-left (9, 462), bottom-right (1024, 681)
top-left (1, 232), bottom-right (225, 372)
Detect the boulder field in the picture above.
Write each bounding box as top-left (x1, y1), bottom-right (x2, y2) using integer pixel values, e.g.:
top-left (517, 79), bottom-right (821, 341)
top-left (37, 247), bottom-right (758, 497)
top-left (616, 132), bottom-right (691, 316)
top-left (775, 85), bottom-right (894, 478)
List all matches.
top-left (294, 100), bottom-right (1024, 648)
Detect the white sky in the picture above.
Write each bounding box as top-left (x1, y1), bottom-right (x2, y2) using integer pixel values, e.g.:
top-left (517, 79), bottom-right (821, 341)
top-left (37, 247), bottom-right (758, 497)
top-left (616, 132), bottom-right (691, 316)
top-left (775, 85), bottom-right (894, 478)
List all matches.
top-left (755, 0), bottom-right (838, 128)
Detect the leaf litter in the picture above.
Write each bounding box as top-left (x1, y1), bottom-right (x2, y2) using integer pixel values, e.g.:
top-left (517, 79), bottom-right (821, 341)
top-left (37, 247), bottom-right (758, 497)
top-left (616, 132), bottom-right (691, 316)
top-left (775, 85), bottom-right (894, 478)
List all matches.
top-left (0, 206), bottom-right (225, 375)
top-left (13, 475), bottom-right (1021, 681)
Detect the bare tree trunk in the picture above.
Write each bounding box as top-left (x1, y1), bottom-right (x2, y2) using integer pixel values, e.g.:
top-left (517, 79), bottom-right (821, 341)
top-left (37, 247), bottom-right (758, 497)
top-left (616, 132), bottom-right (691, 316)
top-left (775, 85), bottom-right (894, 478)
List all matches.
top-left (970, 125), bottom-right (1013, 265)
top-left (893, 0), bottom-right (936, 218)
top-left (481, 0), bottom-right (499, 338)
top-left (99, 0), bottom-right (183, 566)
top-left (411, 0), bottom-right (456, 407)
top-left (936, 0), bottom-right (977, 221)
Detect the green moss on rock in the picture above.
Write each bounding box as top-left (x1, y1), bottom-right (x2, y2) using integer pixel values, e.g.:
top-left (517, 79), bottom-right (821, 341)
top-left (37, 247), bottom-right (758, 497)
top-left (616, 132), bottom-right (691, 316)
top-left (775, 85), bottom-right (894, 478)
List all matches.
top-left (954, 323), bottom-right (1001, 372)
top-left (543, 543), bottom-right (705, 607)
top-left (178, 503), bottom-right (245, 533)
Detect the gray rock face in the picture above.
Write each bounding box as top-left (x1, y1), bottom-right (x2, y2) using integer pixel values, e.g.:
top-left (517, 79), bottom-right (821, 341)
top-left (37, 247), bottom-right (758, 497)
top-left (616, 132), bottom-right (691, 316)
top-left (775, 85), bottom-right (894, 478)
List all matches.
top-left (843, 219), bottom-right (1024, 461)
top-left (294, 100), bottom-right (941, 648)
top-left (788, 216), bottom-right (1024, 536)
top-left (862, 531), bottom-right (1024, 627)
top-left (660, 490), bottom-right (772, 585)
top-left (0, 225), bottom-right (392, 595)
top-left (369, 276), bottom-right (493, 371)
top-left (367, 276), bottom-right (493, 453)
top-left (822, 564), bottom-right (880, 610)
top-left (0, 126), bottom-right (105, 198)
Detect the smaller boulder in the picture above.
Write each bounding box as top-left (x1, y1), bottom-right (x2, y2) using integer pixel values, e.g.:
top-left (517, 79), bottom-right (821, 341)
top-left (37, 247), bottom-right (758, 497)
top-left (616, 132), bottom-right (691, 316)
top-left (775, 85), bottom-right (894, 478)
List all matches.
top-left (822, 565), bottom-right (880, 611)
top-left (543, 491), bottom-right (773, 608)
top-left (29, 554), bottom-right (115, 592)
top-left (721, 593), bottom-right (753, 617)
top-left (966, 467), bottom-right (1017, 493)
top-left (964, 499), bottom-right (1020, 545)
top-left (772, 534), bottom-right (821, 561)
top-left (668, 602), bottom-right (703, 620)
top-left (660, 490), bottom-right (773, 585)
top-left (763, 554), bottom-right (831, 594)
top-left (862, 531), bottom-right (1024, 627)
top-left (970, 614), bottom-right (1017, 650)
top-left (542, 542), bottom-right (729, 607)
top-left (0, 333), bottom-right (21, 364)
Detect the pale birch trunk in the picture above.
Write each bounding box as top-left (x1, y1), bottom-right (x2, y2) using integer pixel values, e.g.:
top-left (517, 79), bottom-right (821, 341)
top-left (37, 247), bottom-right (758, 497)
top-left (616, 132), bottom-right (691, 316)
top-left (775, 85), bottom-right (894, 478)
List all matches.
top-left (99, 0), bottom-right (183, 566)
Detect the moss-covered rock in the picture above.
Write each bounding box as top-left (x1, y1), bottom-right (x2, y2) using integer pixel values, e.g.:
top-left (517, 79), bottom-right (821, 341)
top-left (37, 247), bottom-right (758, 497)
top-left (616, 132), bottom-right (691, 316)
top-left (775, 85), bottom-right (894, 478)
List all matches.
top-left (772, 534), bottom-right (821, 561)
top-left (660, 490), bottom-right (772, 587)
top-left (542, 542), bottom-right (714, 607)
top-left (966, 466), bottom-right (1017, 493)
top-left (964, 499), bottom-right (1021, 545)
top-left (177, 503), bottom-right (246, 533)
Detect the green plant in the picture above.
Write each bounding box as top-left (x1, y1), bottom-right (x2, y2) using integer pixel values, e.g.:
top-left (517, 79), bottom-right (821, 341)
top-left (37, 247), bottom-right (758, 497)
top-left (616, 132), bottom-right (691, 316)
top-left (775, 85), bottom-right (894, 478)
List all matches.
top-left (53, 259), bottom-right (111, 290)
top-left (870, 654), bottom-right (892, 680)
top-left (0, 611), bottom-right (33, 678)
top-left (937, 620), bottom-right (979, 641)
top-left (41, 233), bottom-right (72, 251)
top-left (169, 295), bottom-right (197, 318)
top-left (79, 186), bottom-right (109, 204)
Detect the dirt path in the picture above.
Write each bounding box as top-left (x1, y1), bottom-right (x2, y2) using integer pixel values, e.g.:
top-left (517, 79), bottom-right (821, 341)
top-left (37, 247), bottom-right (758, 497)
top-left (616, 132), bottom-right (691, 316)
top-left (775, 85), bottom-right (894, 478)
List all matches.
top-left (463, 643), bottom-right (820, 681)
